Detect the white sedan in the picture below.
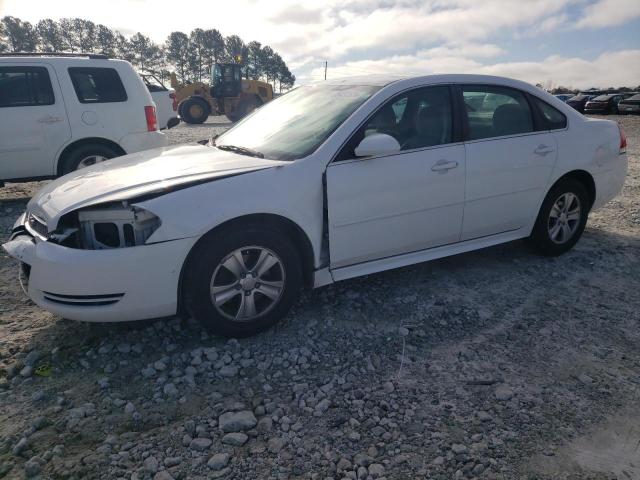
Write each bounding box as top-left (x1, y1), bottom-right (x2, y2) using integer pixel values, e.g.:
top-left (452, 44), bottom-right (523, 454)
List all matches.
top-left (3, 74), bottom-right (628, 337)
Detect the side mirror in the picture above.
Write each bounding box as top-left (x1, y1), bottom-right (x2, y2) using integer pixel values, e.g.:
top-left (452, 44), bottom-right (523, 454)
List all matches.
top-left (354, 133), bottom-right (401, 158)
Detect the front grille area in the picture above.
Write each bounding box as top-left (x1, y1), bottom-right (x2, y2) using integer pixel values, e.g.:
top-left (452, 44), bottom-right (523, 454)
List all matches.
top-left (42, 291), bottom-right (124, 307)
top-left (26, 213), bottom-right (48, 238)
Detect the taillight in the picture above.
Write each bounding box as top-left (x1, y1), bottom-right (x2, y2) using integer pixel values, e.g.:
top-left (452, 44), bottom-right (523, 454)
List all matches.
top-left (145, 106), bottom-right (158, 132)
top-left (619, 124), bottom-right (627, 153)
top-left (169, 92), bottom-right (177, 111)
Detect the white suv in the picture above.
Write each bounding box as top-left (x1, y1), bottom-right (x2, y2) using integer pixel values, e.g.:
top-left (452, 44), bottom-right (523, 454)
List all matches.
top-left (0, 53), bottom-right (168, 183)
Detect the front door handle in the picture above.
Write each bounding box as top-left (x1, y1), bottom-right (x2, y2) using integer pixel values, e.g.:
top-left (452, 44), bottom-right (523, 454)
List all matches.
top-left (37, 115), bottom-right (62, 124)
top-left (534, 144), bottom-right (554, 156)
top-left (431, 159), bottom-right (459, 172)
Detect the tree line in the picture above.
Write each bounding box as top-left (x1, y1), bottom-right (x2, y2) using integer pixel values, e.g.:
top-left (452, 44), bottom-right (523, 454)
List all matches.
top-left (0, 16), bottom-right (295, 91)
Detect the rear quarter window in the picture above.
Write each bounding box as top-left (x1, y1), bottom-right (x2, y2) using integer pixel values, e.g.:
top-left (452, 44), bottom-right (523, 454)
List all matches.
top-left (532, 97), bottom-right (567, 130)
top-left (68, 67), bottom-right (127, 103)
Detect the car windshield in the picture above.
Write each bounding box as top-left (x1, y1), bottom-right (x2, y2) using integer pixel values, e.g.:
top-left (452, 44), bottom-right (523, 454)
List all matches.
top-left (592, 95), bottom-right (612, 101)
top-left (624, 94), bottom-right (640, 101)
top-left (215, 84), bottom-right (381, 161)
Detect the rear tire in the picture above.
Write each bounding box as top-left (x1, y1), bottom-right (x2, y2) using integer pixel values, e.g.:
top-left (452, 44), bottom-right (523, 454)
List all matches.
top-left (528, 178), bottom-right (590, 256)
top-left (184, 223), bottom-right (302, 337)
top-left (180, 97), bottom-right (210, 124)
top-left (59, 143), bottom-right (120, 175)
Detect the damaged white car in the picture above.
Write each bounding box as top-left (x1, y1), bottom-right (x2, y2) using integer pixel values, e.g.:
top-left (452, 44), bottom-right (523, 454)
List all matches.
top-left (3, 74), bottom-right (627, 337)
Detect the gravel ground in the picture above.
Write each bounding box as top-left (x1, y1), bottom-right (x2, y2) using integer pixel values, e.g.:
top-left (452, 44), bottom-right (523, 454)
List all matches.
top-left (0, 115), bottom-right (638, 480)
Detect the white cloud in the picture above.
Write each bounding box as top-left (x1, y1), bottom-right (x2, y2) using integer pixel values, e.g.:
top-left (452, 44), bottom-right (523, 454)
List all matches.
top-left (306, 49), bottom-right (640, 89)
top-left (576, 0), bottom-right (640, 28)
top-left (1, 0), bottom-right (638, 88)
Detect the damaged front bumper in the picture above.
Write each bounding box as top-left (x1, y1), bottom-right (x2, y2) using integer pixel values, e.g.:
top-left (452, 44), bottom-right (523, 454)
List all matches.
top-left (2, 215), bottom-right (197, 322)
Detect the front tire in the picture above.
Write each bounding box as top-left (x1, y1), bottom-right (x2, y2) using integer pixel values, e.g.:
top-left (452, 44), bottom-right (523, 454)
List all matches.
top-left (184, 224), bottom-right (302, 337)
top-left (180, 97), bottom-right (210, 124)
top-left (528, 178), bottom-right (590, 256)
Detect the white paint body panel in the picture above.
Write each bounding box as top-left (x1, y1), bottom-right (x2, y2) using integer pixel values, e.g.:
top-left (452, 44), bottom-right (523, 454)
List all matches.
top-left (462, 131), bottom-right (558, 240)
top-left (0, 62), bottom-right (71, 179)
top-left (0, 56), bottom-right (168, 180)
top-left (326, 144), bottom-right (465, 267)
top-left (2, 73), bottom-right (628, 322)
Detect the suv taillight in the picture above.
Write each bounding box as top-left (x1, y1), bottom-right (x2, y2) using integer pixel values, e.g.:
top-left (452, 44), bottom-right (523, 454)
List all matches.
top-left (145, 106), bottom-right (158, 132)
top-left (169, 92), bottom-right (177, 111)
top-left (619, 124), bottom-right (627, 153)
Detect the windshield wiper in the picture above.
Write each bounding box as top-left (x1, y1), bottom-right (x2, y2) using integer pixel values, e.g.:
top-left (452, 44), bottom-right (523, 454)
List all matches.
top-left (216, 144), bottom-right (264, 158)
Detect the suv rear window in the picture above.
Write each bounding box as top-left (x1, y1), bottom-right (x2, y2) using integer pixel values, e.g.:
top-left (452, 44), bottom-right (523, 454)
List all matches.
top-left (0, 66), bottom-right (54, 108)
top-left (68, 67), bottom-right (127, 103)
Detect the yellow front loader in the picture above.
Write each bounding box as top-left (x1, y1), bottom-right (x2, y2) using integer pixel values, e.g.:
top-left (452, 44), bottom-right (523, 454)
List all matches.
top-left (170, 63), bottom-right (273, 124)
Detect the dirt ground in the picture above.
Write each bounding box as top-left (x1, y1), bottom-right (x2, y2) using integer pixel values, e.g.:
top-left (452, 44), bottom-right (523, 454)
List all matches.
top-left (0, 115), bottom-right (638, 480)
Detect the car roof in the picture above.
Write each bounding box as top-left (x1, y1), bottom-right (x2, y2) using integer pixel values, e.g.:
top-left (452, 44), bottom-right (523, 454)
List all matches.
top-left (313, 73), bottom-right (547, 92)
top-left (0, 55), bottom-right (130, 68)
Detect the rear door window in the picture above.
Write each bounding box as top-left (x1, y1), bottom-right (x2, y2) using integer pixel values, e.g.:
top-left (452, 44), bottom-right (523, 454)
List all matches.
top-left (68, 67), bottom-right (127, 103)
top-left (462, 86), bottom-right (534, 140)
top-left (0, 66), bottom-right (54, 108)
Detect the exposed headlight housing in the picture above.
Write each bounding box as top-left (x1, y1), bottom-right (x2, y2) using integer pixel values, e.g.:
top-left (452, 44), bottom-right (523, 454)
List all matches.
top-left (78, 206), bottom-right (161, 250)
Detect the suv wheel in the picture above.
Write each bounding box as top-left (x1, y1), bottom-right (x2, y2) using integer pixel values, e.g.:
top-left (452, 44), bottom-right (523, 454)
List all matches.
top-left (184, 224), bottom-right (302, 337)
top-left (60, 143), bottom-right (120, 175)
top-left (528, 178), bottom-right (589, 256)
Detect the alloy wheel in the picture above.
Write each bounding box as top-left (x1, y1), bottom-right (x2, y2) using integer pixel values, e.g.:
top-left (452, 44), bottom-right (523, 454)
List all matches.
top-left (548, 192), bottom-right (581, 244)
top-left (210, 246), bottom-right (286, 322)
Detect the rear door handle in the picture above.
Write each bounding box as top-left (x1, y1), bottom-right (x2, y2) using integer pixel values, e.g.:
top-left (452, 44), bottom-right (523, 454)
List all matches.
top-left (534, 144), bottom-right (554, 156)
top-left (37, 115), bottom-right (62, 124)
top-left (431, 159), bottom-right (459, 172)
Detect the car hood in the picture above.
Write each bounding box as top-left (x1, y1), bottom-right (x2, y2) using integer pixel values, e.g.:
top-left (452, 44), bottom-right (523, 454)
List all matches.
top-left (29, 144), bottom-right (286, 230)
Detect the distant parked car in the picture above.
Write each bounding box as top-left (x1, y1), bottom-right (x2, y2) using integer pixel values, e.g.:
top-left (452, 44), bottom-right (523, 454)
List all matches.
top-left (618, 94), bottom-right (640, 114)
top-left (3, 74), bottom-right (628, 337)
top-left (566, 94), bottom-right (595, 113)
top-left (584, 93), bottom-right (627, 114)
top-left (141, 73), bottom-right (180, 130)
top-left (554, 94), bottom-right (573, 103)
top-left (0, 53), bottom-right (167, 184)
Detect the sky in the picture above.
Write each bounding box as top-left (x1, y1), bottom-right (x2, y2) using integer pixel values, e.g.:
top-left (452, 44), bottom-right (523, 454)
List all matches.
top-left (1, 0), bottom-right (639, 88)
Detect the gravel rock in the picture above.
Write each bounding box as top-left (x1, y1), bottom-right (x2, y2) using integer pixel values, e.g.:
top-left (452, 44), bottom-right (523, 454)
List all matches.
top-left (12, 437), bottom-right (28, 455)
top-left (24, 457), bottom-right (41, 477)
top-left (495, 385), bottom-right (515, 401)
top-left (218, 410), bottom-right (257, 432)
top-left (207, 453), bottom-right (230, 470)
top-left (164, 456), bottom-right (182, 467)
top-left (267, 436), bottom-right (285, 453)
top-left (143, 456), bottom-right (159, 474)
top-left (23, 350), bottom-right (40, 366)
top-left (189, 437), bottom-right (213, 451)
top-left (163, 383), bottom-right (179, 397)
top-left (154, 472), bottom-right (174, 480)
top-left (222, 432), bottom-right (249, 446)
top-left (368, 463), bottom-right (385, 477)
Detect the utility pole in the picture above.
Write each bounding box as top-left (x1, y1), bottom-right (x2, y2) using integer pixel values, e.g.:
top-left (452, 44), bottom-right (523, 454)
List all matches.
top-left (324, 61), bottom-right (327, 80)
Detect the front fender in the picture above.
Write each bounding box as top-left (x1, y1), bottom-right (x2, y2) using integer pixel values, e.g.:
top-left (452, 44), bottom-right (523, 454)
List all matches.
top-left (137, 163), bottom-right (325, 266)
